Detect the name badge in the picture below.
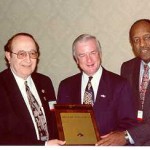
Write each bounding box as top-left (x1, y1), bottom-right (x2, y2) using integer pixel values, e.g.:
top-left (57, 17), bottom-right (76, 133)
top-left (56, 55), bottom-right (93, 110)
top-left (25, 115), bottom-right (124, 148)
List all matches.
top-left (137, 110), bottom-right (143, 121)
top-left (48, 100), bottom-right (56, 111)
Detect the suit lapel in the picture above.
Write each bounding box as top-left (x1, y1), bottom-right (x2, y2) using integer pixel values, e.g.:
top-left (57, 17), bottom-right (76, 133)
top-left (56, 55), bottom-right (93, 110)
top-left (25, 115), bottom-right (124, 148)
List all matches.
top-left (94, 68), bottom-right (111, 107)
top-left (72, 73), bottom-right (82, 104)
top-left (133, 58), bottom-right (141, 97)
top-left (143, 73), bottom-right (150, 119)
top-left (4, 69), bottom-right (33, 124)
top-left (143, 83), bottom-right (150, 119)
top-left (31, 74), bottom-right (48, 107)
top-left (32, 74), bottom-right (44, 102)
top-left (132, 58), bottom-right (141, 111)
top-left (31, 74), bottom-right (51, 119)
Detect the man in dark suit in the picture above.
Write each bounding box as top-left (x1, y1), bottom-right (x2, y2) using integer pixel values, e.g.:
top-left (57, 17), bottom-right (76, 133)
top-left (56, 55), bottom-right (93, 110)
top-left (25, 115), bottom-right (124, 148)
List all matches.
top-left (57, 34), bottom-right (137, 146)
top-left (121, 19), bottom-right (150, 145)
top-left (0, 33), bottom-right (65, 145)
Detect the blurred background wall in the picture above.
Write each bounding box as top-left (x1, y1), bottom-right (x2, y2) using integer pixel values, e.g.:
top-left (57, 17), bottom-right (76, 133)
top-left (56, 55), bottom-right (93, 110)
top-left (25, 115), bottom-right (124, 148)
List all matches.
top-left (0, 0), bottom-right (149, 94)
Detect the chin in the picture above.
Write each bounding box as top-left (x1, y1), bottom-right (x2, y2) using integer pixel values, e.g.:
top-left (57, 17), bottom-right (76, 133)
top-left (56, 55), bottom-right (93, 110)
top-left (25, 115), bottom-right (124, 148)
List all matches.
top-left (22, 71), bottom-right (33, 77)
top-left (143, 59), bottom-right (150, 63)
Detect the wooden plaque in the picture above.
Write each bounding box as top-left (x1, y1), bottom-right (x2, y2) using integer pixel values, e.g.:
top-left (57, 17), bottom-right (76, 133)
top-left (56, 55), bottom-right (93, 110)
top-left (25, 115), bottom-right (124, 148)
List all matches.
top-left (54, 104), bottom-right (100, 145)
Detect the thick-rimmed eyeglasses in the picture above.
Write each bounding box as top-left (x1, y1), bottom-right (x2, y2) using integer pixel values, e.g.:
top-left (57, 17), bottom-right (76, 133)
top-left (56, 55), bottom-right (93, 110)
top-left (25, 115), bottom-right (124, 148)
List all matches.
top-left (10, 50), bottom-right (39, 59)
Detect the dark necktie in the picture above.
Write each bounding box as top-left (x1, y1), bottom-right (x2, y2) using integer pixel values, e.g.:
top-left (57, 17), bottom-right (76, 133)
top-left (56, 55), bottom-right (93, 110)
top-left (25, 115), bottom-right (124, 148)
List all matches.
top-left (25, 81), bottom-right (49, 141)
top-left (83, 77), bottom-right (94, 106)
top-left (139, 65), bottom-right (149, 110)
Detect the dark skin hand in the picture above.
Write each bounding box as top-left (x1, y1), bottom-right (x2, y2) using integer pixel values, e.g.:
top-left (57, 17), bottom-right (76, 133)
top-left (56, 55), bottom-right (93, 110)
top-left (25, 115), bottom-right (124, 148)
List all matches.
top-left (95, 131), bottom-right (127, 146)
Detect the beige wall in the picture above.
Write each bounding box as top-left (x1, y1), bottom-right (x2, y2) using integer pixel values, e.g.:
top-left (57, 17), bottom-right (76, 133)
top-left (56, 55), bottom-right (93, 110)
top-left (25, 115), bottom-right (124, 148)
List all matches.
top-left (0, 0), bottom-right (149, 94)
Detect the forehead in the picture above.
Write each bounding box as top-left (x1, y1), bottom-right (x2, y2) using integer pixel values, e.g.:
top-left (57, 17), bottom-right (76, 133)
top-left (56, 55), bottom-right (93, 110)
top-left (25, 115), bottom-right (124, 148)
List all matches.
top-left (131, 21), bottom-right (150, 37)
top-left (11, 35), bottom-right (36, 50)
top-left (76, 39), bottom-right (97, 49)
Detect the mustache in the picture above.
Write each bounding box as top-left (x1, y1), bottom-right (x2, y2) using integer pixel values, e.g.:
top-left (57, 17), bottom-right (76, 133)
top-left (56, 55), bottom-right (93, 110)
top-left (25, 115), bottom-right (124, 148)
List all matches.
top-left (140, 47), bottom-right (150, 51)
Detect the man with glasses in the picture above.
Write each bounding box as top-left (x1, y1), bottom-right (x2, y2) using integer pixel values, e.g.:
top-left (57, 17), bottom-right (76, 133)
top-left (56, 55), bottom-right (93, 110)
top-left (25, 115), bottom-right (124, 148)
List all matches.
top-left (0, 33), bottom-right (65, 145)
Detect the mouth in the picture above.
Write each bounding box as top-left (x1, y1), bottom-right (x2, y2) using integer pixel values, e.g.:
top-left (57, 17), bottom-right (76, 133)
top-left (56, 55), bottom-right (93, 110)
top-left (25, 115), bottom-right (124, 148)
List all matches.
top-left (140, 47), bottom-right (150, 53)
top-left (22, 64), bottom-right (32, 68)
top-left (87, 64), bottom-right (94, 68)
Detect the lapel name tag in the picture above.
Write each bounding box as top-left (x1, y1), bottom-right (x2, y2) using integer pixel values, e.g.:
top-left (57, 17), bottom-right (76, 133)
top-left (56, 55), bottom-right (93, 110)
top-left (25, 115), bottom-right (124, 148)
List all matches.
top-left (48, 100), bottom-right (56, 111)
top-left (137, 110), bottom-right (143, 121)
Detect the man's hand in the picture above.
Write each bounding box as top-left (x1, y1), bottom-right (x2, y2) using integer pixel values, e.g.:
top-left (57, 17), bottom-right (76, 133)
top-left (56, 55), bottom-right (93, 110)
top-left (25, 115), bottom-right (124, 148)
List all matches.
top-left (46, 139), bottom-right (66, 146)
top-left (95, 131), bottom-right (126, 146)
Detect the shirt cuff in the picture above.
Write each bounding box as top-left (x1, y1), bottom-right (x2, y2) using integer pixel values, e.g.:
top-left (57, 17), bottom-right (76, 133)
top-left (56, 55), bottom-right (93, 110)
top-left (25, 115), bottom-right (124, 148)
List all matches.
top-left (126, 130), bottom-right (135, 144)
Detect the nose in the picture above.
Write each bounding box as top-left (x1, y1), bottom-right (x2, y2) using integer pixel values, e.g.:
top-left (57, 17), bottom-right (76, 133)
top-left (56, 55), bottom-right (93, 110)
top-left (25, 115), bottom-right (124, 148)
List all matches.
top-left (86, 54), bottom-right (92, 62)
top-left (25, 53), bottom-right (31, 62)
top-left (140, 38), bottom-right (147, 47)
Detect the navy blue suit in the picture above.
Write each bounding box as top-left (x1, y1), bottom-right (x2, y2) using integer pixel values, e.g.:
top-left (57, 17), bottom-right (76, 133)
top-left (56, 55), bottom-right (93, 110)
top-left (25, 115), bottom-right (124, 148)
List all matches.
top-left (57, 68), bottom-right (137, 136)
top-left (0, 69), bottom-right (57, 145)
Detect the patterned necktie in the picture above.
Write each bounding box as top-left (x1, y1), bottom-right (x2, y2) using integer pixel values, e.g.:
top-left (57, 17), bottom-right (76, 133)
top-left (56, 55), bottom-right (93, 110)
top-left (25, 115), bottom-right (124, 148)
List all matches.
top-left (139, 65), bottom-right (149, 110)
top-left (83, 76), bottom-right (94, 106)
top-left (25, 81), bottom-right (49, 141)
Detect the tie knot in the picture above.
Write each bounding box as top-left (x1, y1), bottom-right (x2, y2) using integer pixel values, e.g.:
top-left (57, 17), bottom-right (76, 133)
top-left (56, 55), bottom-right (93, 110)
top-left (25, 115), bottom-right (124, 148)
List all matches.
top-left (144, 65), bottom-right (149, 71)
top-left (24, 81), bottom-right (29, 90)
top-left (89, 76), bottom-right (93, 81)
top-left (25, 81), bottom-right (28, 86)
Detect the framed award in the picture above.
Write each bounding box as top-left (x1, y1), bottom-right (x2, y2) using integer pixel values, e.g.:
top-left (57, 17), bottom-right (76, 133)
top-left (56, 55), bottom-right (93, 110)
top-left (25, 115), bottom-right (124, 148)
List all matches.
top-left (54, 104), bottom-right (100, 145)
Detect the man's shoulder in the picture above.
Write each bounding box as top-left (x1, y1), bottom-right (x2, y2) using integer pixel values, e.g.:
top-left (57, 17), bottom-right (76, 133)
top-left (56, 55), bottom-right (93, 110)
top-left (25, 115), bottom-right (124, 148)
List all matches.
top-left (60, 73), bottom-right (81, 84)
top-left (104, 69), bottom-right (127, 82)
top-left (32, 72), bottom-right (51, 80)
top-left (122, 57), bottom-right (140, 66)
top-left (102, 69), bottom-right (131, 90)
top-left (0, 68), bottom-right (11, 80)
top-left (0, 68), bottom-right (8, 74)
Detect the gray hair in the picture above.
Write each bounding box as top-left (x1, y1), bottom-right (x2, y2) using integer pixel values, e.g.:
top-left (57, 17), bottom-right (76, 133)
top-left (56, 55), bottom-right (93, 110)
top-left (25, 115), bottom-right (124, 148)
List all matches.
top-left (72, 34), bottom-right (101, 58)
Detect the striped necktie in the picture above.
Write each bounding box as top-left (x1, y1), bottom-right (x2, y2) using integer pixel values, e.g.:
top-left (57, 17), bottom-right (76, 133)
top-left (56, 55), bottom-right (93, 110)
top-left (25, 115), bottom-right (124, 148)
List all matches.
top-left (25, 81), bottom-right (49, 141)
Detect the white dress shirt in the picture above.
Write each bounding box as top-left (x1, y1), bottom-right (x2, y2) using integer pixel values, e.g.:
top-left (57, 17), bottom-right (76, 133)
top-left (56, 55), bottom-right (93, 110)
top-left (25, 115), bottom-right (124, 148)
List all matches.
top-left (81, 66), bottom-right (102, 104)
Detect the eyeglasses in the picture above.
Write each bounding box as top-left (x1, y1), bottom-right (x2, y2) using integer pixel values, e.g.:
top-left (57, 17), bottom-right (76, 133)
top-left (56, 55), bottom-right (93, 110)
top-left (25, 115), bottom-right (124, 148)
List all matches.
top-left (10, 50), bottom-right (39, 59)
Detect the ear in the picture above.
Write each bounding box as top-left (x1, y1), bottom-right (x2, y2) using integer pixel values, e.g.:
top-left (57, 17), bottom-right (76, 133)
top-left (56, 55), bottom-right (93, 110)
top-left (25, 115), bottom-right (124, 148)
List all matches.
top-left (5, 51), bottom-right (11, 63)
top-left (73, 55), bottom-right (79, 64)
top-left (129, 38), bottom-right (134, 47)
top-left (75, 57), bottom-right (79, 64)
top-left (98, 50), bottom-right (102, 59)
top-left (99, 50), bottom-right (102, 56)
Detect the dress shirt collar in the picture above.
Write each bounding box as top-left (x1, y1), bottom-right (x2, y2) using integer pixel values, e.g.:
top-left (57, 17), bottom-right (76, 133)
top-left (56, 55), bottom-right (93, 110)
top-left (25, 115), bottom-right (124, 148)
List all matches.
top-left (10, 68), bottom-right (32, 89)
top-left (140, 61), bottom-right (150, 84)
top-left (141, 60), bottom-right (150, 69)
top-left (81, 66), bottom-right (103, 103)
top-left (82, 66), bottom-right (102, 82)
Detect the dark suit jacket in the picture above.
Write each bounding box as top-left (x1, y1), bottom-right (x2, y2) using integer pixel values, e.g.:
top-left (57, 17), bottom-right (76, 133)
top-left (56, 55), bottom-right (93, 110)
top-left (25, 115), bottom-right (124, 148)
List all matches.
top-left (121, 57), bottom-right (150, 145)
top-left (57, 68), bottom-right (137, 136)
top-left (0, 68), bottom-right (57, 145)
